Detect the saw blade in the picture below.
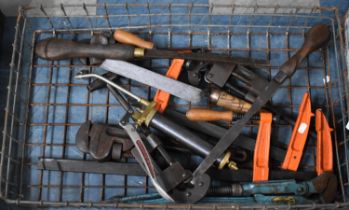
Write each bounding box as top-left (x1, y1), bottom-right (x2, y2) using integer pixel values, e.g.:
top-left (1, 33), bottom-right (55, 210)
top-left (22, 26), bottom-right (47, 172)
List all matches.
top-left (101, 60), bottom-right (203, 103)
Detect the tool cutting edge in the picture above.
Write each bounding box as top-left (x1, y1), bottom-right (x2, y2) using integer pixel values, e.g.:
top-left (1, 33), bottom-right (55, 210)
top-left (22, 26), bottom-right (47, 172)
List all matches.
top-left (101, 59), bottom-right (203, 103)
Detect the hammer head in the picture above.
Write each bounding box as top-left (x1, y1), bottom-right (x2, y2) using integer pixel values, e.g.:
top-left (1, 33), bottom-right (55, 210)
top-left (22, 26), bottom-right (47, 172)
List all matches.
top-left (312, 173), bottom-right (338, 203)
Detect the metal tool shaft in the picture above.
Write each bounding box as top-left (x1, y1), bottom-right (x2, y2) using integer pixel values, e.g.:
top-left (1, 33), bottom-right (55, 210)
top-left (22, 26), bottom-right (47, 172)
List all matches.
top-left (75, 72), bottom-right (149, 106)
top-left (208, 180), bottom-right (315, 196)
top-left (38, 158), bottom-right (145, 176)
top-left (150, 113), bottom-right (218, 159)
top-left (101, 60), bottom-right (203, 103)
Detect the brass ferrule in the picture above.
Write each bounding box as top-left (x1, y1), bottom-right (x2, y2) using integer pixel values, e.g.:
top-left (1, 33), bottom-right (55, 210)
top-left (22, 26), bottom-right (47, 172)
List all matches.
top-left (132, 101), bottom-right (157, 126)
top-left (134, 48), bottom-right (145, 58)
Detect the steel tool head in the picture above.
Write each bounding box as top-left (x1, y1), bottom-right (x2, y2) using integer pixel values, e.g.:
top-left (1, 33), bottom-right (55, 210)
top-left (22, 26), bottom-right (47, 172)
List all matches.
top-left (101, 59), bottom-right (203, 103)
top-left (280, 25), bottom-right (331, 76)
top-left (312, 173), bottom-right (337, 203)
top-left (302, 24), bottom-right (331, 54)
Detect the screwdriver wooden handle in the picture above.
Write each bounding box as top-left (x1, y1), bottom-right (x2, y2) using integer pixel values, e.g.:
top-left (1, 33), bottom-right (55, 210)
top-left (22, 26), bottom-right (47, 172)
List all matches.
top-left (209, 89), bottom-right (252, 113)
top-left (114, 29), bottom-right (154, 49)
top-left (35, 38), bottom-right (136, 61)
top-left (186, 108), bottom-right (233, 122)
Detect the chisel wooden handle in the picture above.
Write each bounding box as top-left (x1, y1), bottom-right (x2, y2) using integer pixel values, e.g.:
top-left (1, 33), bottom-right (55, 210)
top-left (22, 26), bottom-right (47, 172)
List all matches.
top-left (209, 89), bottom-right (252, 113)
top-left (113, 29), bottom-right (154, 49)
top-left (186, 108), bottom-right (233, 122)
top-left (35, 38), bottom-right (136, 60)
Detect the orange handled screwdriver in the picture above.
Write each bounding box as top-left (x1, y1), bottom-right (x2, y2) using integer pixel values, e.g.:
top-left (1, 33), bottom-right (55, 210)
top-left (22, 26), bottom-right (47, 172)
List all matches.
top-left (186, 108), bottom-right (278, 122)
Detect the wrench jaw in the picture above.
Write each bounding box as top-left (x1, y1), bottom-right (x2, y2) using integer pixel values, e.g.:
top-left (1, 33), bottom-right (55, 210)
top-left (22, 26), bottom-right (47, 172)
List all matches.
top-left (76, 121), bottom-right (92, 153)
top-left (76, 121), bottom-right (132, 161)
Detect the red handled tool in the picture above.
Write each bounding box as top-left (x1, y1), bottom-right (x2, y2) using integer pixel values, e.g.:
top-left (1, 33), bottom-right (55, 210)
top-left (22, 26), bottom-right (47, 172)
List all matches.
top-left (154, 59), bottom-right (185, 112)
top-left (315, 109), bottom-right (333, 175)
top-left (282, 92), bottom-right (313, 171)
top-left (253, 112), bottom-right (273, 182)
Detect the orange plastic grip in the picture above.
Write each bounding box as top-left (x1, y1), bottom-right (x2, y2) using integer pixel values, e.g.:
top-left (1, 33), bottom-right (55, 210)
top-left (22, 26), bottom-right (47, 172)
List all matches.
top-left (315, 109), bottom-right (333, 175)
top-left (154, 59), bottom-right (185, 112)
top-left (253, 112), bottom-right (273, 182)
top-left (281, 92), bottom-right (313, 171)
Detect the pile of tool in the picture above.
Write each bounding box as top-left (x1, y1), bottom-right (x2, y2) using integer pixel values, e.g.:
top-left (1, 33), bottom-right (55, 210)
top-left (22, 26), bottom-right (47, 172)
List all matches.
top-left (35, 24), bottom-right (338, 204)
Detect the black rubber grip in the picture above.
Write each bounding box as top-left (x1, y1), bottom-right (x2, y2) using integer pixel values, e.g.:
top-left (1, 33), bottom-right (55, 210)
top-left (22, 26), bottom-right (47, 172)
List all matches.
top-left (35, 38), bottom-right (136, 60)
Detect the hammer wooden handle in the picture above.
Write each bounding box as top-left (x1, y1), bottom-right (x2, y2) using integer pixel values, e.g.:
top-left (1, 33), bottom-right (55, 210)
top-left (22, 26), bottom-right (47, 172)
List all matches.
top-left (186, 108), bottom-right (233, 122)
top-left (113, 29), bottom-right (154, 49)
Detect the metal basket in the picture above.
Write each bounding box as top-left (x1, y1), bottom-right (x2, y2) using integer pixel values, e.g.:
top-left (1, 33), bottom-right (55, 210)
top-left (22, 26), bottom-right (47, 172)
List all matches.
top-left (1, 2), bottom-right (349, 209)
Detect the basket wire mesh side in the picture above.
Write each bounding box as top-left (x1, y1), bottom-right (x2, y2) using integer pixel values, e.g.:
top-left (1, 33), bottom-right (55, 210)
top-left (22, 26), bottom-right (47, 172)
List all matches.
top-left (1, 3), bottom-right (349, 209)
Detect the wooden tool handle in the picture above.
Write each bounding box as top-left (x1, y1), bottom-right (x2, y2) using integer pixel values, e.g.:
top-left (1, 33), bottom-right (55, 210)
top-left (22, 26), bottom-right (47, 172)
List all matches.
top-left (280, 25), bottom-right (330, 76)
top-left (186, 108), bottom-right (233, 122)
top-left (114, 29), bottom-right (154, 49)
top-left (209, 90), bottom-right (252, 113)
top-left (35, 38), bottom-right (136, 61)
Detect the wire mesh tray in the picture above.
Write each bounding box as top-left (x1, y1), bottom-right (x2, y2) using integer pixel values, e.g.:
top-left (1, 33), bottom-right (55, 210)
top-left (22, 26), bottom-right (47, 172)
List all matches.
top-left (1, 2), bottom-right (349, 209)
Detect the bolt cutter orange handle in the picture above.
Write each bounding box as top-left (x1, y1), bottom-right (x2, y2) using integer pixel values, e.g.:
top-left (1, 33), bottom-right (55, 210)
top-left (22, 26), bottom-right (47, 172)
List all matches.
top-left (315, 109), bottom-right (333, 175)
top-left (253, 112), bottom-right (273, 182)
top-left (282, 92), bottom-right (313, 171)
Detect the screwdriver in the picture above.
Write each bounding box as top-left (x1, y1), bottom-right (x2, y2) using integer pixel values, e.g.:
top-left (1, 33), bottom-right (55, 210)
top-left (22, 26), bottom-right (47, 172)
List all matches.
top-left (186, 108), bottom-right (279, 122)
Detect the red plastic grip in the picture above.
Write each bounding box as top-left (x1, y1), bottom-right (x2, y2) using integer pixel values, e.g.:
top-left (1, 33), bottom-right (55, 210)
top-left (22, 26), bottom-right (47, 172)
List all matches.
top-left (315, 109), bottom-right (333, 175)
top-left (281, 92), bottom-right (313, 171)
top-left (253, 112), bottom-right (273, 182)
